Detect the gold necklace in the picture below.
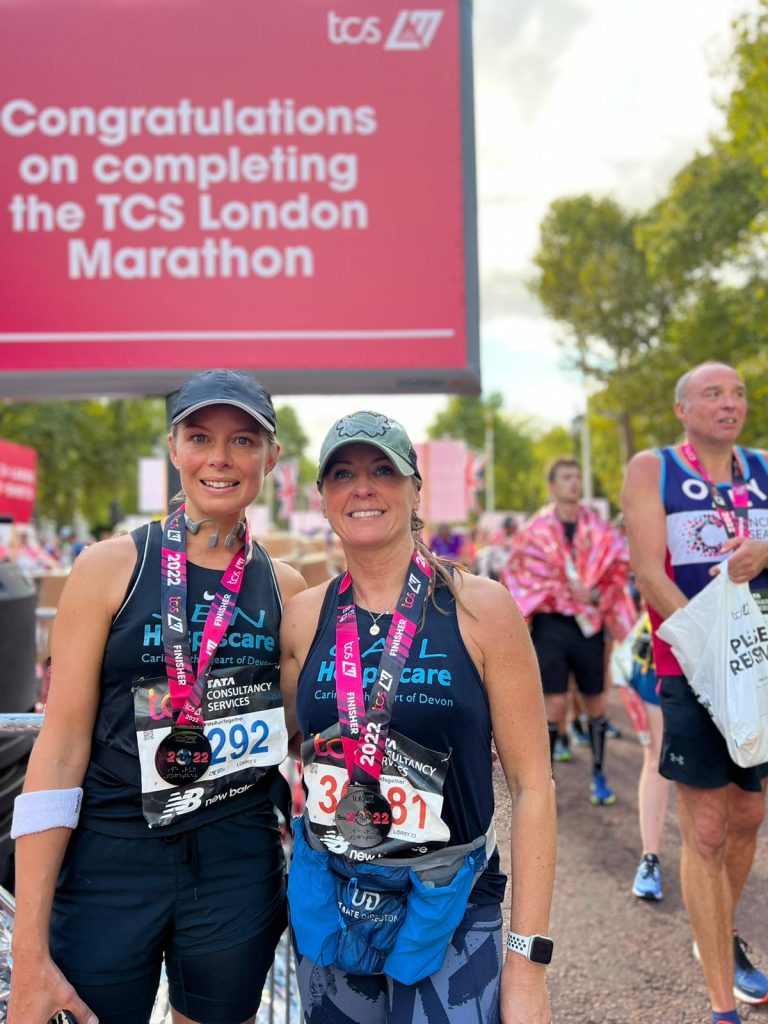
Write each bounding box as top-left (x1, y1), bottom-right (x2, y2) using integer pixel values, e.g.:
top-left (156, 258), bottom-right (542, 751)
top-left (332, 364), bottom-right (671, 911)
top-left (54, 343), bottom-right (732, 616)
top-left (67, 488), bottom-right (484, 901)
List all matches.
top-left (353, 585), bottom-right (401, 636)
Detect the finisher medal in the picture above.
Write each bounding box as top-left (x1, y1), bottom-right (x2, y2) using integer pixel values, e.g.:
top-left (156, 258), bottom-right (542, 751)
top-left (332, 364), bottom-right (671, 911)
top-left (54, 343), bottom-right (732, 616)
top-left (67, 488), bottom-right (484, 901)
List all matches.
top-left (155, 730), bottom-right (212, 784)
top-left (335, 785), bottom-right (392, 848)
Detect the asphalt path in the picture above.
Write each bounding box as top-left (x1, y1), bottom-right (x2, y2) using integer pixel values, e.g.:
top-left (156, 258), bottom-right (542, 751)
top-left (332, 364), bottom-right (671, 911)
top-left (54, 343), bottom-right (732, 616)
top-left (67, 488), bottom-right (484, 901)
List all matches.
top-left (494, 690), bottom-right (768, 1024)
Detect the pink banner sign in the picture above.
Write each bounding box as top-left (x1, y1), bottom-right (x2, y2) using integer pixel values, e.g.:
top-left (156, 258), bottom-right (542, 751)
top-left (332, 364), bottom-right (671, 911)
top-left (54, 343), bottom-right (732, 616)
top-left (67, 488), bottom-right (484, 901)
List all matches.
top-left (0, 1), bottom-right (479, 400)
top-left (0, 440), bottom-right (37, 523)
top-left (415, 440), bottom-right (469, 524)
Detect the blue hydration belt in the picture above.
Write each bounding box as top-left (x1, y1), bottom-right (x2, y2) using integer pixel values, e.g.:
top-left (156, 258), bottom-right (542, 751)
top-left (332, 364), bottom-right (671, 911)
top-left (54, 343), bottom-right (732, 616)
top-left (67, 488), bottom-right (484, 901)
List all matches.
top-left (289, 815), bottom-right (497, 983)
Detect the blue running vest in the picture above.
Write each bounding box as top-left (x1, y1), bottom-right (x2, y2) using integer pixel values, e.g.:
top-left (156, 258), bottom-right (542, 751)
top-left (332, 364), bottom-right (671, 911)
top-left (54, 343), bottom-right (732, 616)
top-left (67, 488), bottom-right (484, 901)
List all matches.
top-left (81, 521), bottom-right (283, 836)
top-left (296, 575), bottom-right (506, 905)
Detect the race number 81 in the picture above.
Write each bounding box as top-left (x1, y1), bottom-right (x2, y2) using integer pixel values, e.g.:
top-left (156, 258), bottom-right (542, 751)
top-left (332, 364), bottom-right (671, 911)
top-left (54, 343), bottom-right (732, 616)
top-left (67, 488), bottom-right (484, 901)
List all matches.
top-left (315, 771), bottom-right (428, 830)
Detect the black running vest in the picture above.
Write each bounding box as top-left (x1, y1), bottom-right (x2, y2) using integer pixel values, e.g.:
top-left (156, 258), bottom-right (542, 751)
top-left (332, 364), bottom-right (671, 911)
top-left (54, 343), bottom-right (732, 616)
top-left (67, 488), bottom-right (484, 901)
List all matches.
top-left (296, 575), bottom-right (506, 905)
top-left (81, 521), bottom-right (283, 836)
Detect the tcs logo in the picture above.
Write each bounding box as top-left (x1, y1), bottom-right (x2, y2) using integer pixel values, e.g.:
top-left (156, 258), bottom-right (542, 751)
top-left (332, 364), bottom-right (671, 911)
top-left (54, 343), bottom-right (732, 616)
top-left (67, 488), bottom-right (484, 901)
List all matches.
top-left (327, 10), bottom-right (443, 50)
top-left (314, 734), bottom-right (345, 760)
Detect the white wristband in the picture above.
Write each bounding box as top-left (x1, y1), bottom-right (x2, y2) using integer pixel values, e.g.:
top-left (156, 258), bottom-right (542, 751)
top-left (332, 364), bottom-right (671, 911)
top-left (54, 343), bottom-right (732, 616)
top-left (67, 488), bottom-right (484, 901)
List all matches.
top-left (11, 788), bottom-right (83, 839)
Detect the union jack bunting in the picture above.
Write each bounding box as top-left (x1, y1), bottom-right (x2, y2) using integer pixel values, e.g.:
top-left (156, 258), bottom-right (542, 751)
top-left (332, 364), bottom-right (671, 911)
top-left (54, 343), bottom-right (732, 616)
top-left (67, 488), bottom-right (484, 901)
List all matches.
top-left (274, 457), bottom-right (299, 519)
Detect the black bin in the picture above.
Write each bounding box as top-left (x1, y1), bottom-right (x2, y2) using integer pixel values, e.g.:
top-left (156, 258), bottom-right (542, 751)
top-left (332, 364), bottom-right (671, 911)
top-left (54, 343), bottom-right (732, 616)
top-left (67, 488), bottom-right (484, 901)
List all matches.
top-left (0, 563), bottom-right (37, 714)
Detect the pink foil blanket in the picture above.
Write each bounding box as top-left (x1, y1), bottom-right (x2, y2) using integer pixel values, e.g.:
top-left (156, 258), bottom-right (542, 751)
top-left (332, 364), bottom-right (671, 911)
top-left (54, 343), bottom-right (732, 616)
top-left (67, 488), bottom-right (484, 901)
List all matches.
top-left (503, 504), bottom-right (636, 641)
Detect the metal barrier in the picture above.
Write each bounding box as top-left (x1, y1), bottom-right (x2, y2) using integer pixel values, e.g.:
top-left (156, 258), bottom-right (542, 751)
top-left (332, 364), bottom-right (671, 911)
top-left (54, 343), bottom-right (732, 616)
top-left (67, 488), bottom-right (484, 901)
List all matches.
top-left (0, 714), bottom-right (302, 1024)
top-left (0, 715), bottom-right (44, 735)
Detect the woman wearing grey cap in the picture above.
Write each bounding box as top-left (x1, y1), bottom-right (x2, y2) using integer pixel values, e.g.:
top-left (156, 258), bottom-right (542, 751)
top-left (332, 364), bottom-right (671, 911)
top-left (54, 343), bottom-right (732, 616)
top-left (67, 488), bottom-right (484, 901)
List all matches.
top-left (281, 411), bottom-right (555, 1024)
top-left (9, 369), bottom-right (306, 1024)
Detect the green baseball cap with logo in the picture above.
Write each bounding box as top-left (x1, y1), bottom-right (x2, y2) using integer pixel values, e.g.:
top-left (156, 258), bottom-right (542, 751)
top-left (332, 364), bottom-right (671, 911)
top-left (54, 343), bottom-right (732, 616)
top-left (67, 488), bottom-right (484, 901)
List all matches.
top-left (317, 411), bottom-right (422, 487)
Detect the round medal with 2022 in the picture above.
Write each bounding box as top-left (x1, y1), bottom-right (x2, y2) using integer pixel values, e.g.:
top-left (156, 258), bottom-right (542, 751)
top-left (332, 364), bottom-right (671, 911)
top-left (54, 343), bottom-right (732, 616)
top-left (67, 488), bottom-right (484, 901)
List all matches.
top-left (155, 729), bottom-right (212, 784)
top-left (335, 784), bottom-right (392, 848)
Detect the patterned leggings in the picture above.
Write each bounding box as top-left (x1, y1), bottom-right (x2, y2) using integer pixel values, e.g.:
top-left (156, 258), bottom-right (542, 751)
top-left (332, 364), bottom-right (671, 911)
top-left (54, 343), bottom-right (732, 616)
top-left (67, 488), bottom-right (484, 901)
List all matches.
top-left (292, 902), bottom-right (503, 1024)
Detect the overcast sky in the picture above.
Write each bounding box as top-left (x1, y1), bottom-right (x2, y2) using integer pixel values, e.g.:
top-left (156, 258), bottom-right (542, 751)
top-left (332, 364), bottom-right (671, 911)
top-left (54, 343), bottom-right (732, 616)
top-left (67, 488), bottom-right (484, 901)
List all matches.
top-left (287, 0), bottom-right (754, 457)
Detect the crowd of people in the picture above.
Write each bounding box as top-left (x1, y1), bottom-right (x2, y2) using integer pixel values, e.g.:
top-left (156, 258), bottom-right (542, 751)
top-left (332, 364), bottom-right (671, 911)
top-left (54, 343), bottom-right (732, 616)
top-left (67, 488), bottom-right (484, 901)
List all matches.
top-left (5, 360), bottom-right (767, 1024)
top-left (0, 526), bottom-right (91, 572)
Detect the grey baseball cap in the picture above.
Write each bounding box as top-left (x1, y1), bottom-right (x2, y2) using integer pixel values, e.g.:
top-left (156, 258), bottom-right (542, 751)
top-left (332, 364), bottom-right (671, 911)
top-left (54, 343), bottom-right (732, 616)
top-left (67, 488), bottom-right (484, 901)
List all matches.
top-left (317, 411), bottom-right (422, 487)
top-left (170, 369), bottom-right (276, 434)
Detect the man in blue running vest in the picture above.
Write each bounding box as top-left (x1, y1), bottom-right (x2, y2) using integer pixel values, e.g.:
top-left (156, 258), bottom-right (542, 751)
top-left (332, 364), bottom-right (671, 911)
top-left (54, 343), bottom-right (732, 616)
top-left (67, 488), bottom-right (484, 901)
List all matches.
top-left (623, 362), bottom-right (768, 1024)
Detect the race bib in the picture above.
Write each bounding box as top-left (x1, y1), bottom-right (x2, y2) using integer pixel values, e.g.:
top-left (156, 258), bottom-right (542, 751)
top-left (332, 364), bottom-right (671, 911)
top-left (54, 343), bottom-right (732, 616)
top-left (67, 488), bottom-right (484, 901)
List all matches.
top-left (134, 663), bottom-right (287, 827)
top-left (302, 724), bottom-right (450, 859)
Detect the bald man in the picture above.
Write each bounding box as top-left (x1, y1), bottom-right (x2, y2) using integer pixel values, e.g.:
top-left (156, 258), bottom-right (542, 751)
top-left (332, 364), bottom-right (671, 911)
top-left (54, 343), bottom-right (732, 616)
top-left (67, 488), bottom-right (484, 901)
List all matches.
top-left (622, 362), bottom-right (768, 1024)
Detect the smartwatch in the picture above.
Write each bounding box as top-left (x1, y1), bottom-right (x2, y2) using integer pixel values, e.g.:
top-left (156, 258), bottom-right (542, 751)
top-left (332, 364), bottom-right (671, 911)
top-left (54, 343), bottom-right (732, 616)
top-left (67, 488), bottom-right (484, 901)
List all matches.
top-left (506, 930), bottom-right (554, 965)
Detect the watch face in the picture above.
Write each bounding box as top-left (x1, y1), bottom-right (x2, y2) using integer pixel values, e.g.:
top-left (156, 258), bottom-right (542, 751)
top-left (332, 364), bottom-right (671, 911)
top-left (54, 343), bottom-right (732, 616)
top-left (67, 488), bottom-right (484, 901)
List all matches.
top-left (531, 936), bottom-right (554, 965)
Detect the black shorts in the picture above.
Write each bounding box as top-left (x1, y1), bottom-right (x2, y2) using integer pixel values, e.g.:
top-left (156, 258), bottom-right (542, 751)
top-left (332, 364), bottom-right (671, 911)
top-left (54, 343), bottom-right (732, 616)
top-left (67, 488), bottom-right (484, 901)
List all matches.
top-left (50, 805), bottom-right (287, 1024)
top-left (658, 674), bottom-right (768, 791)
top-left (531, 613), bottom-right (605, 696)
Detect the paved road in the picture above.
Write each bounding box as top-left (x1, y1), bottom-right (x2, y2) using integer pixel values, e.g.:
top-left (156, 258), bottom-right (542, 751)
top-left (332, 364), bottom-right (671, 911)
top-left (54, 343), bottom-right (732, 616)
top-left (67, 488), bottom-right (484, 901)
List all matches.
top-left (494, 690), bottom-right (768, 1024)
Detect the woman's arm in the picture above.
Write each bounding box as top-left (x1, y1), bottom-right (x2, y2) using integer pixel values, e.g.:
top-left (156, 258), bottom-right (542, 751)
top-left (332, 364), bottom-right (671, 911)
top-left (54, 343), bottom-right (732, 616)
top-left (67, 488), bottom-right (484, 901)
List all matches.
top-left (8, 535), bottom-right (137, 1024)
top-left (457, 574), bottom-right (556, 1024)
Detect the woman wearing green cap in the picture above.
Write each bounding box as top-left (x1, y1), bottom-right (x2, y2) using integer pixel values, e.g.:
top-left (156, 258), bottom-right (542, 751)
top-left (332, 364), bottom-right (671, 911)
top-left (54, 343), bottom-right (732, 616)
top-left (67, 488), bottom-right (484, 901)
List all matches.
top-left (9, 370), bottom-right (306, 1024)
top-left (281, 411), bottom-right (556, 1024)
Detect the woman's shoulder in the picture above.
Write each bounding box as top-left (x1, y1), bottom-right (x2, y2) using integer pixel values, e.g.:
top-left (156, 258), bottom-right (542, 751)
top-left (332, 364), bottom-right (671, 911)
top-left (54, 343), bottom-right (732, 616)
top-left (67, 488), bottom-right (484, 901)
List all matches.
top-left (453, 569), bottom-right (519, 611)
top-left (71, 532), bottom-right (138, 576)
top-left (61, 533), bottom-right (139, 616)
top-left (453, 571), bottom-right (528, 642)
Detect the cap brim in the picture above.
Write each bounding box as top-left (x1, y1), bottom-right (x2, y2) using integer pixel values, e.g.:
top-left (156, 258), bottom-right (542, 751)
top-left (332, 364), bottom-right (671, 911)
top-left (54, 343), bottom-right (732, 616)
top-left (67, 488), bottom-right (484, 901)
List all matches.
top-left (171, 399), bottom-right (274, 434)
top-left (317, 439), bottom-right (416, 483)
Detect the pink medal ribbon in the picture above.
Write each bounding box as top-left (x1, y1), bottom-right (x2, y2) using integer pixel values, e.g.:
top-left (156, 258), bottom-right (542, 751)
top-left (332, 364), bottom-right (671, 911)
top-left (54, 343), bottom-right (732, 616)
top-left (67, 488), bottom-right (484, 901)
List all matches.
top-left (161, 504), bottom-right (249, 729)
top-left (332, 550), bottom-right (432, 848)
top-left (680, 443), bottom-right (750, 539)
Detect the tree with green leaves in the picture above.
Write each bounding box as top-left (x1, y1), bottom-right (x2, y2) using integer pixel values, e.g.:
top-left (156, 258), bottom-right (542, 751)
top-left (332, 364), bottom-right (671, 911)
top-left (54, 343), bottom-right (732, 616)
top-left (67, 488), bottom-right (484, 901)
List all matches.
top-left (274, 404), bottom-right (309, 461)
top-left (530, 4), bottom-right (768, 469)
top-left (529, 194), bottom-right (673, 462)
top-left (634, 5), bottom-right (768, 430)
top-left (0, 398), bottom-right (165, 530)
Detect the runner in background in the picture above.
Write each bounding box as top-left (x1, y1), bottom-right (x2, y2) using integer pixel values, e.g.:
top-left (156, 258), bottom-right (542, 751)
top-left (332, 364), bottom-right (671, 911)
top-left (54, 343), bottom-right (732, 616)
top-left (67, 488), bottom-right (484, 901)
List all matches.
top-left (623, 361), bottom-right (768, 1024)
top-left (487, 516), bottom-right (519, 581)
top-left (8, 369), bottom-right (305, 1024)
top-left (429, 522), bottom-right (463, 560)
top-left (504, 457), bottom-right (635, 805)
top-left (611, 613), bottom-right (670, 900)
top-left (281, 410), bottom-right (555, 1024)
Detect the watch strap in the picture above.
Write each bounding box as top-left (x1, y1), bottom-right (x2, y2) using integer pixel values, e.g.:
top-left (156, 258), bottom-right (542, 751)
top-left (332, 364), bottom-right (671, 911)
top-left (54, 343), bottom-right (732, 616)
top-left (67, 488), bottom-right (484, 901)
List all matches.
top-left (506, 930), bottom-right (553, 964)
top-left (507, 931), bottom-right (533, 957)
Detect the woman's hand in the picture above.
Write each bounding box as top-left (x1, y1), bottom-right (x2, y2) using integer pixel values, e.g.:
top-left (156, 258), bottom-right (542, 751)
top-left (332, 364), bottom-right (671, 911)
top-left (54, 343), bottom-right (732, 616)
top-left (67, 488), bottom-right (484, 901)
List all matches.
top-left (7, 948), bottom-right (98, 1024)
top-left (500, 957), bottom-right (552, 1024)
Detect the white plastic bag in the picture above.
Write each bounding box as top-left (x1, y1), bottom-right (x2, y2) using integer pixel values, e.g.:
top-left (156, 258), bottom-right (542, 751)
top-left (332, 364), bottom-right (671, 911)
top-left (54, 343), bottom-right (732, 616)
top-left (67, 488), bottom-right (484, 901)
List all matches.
top-left (657, 573), bottom-right (768, 768)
